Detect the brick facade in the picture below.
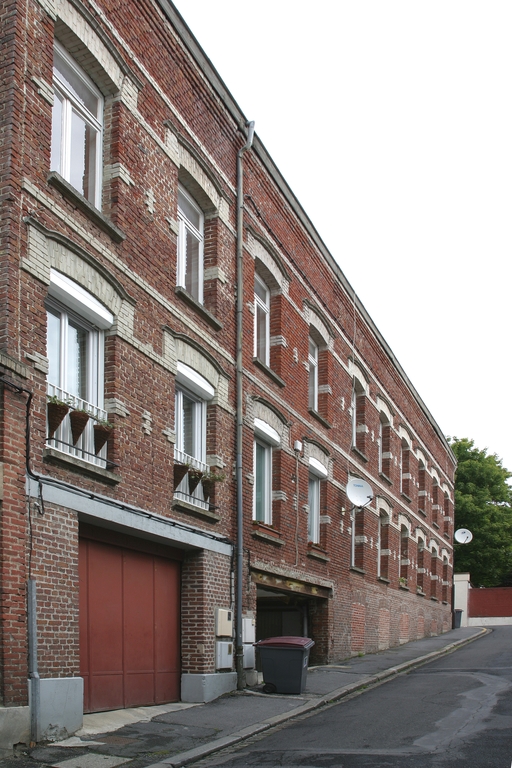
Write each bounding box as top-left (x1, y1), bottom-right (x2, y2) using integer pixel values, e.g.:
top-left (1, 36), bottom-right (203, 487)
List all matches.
top-left (0, 0), bottom-right (455, 746)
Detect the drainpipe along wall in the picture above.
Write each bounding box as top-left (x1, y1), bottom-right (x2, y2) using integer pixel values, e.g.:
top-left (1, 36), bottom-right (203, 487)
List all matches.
top-left (235, 121), bottom-right (255, 690)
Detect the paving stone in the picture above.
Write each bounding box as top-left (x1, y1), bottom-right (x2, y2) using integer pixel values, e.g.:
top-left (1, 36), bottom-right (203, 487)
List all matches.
top-left (51, 754), bottom-right (132, 768)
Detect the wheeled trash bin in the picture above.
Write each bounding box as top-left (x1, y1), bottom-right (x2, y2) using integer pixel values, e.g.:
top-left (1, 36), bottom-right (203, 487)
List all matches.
top-left (255, 636), bottom-right (315, 694)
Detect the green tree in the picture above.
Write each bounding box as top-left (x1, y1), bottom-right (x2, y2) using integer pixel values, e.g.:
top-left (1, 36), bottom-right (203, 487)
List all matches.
top-left (450, 437), bottom-right (512, 587)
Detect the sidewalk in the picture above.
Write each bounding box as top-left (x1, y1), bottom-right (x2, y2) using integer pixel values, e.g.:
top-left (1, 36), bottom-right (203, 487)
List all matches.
top-left (4, 627), bottom-right (486, 768)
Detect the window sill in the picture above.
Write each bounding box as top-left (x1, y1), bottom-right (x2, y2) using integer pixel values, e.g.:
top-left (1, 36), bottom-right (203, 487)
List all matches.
top-left (307, 544), bottom-right (330, 562)
top-left (399, 584), bottom-right (410, 591)
top-left (171, 496), bottom-right (220, 522)
top-left (43, 447), bottom-right (121, 484)
top-left (416, 590), bottom-right (426, 597)
top-left (430, 596), bottom-right (439, 602)
top-left (351, 446), bottom-right (368, 463)
top-left (418, 508), bottom-right (427, 518)
top-left (253, 358), bottom-right (285, 388)
top-left (251, 522), bottom-right (284, 545)
top-left (175, 286), bottom-right (223, 331)
top-left (308, 408), bottom-right (331, 429)
top-left (47, 172), bottom-right (126, 243)
top-left (377, 576), bottom-right (390, 584)
top-left (379, 472), bottom-right (392, 485)
top-left (433, 522), bottom-right (440, 529)
top-left (401, 492), bottom-right (412, 504)
top-left (349, 566), bottom-right (366, 576)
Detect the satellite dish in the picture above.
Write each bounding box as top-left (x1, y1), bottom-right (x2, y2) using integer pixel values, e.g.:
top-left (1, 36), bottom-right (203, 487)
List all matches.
top-left (346, 478), bottom-right (373, 508)
top-left (454, 528), bottom-right (473, 544)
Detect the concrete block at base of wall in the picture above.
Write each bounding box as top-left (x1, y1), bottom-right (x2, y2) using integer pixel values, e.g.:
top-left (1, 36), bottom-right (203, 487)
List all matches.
top-left (29, 677), bottom-right (84, 742)
top-left (181, 672), bottom-right (237, 702)
top-left (0, 706), bottom-right (30, 757)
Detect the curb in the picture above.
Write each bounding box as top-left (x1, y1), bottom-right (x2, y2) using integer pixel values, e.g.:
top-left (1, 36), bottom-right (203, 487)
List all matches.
top-left (150, 628), bottom-right (488, 768)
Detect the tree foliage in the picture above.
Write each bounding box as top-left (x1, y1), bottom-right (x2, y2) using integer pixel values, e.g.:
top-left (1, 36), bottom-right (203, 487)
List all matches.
top-left (450, 437), bottom-right (512, 587)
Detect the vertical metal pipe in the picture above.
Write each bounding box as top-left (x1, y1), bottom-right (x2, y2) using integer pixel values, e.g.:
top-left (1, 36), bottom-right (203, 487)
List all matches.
top-left (235, 121), bottom-right (254, 690)
top-left (28, 579), bottom-right (40, 743)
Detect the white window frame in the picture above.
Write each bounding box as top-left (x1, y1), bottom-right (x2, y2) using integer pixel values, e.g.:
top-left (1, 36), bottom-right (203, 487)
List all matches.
top-left (308, 457), bottom-right (327, 544)
top-left (173, 363), bottom-right (214, 508)
top-left (254, 273), bottom-right (270, 365)
top-left (177, 186), bottom-right (204, 304)
top-left (253, 418), bottom-right (280, 524)
top-left (308, 337), bottom-right (318, 411)
top-left (46, 270), bottom-right (112, 466)
top-left (51, 41), bottom-right (103, 209)
top-left (351, 387), bottom-right (357, 448)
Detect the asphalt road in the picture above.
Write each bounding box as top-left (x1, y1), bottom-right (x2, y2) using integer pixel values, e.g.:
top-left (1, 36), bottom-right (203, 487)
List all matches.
top-left (200, 625), bottom-right (512, 768)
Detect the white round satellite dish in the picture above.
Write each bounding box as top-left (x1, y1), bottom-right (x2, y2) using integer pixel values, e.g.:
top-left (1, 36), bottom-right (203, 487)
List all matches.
top-left (346, 478), bottom-right (373, 507)
top-left (454, 528), bottom-right (473, 544)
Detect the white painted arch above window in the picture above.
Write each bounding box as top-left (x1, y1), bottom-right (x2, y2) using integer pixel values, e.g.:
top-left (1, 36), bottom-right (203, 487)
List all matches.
top-left (398, 425), bottom-right (413, 449)
top-left (348, 361), bottom-right (369, 396)
top-left (49, 269), bottom-right (113, 329)
top-left (176, 362), bottom-right (215, 401)
top-left (376, 396), bottom-right (393, 425)
top-left (309, 456), bottom-right (328, 479)
top-left (254, 418), bottom-right (280, 447)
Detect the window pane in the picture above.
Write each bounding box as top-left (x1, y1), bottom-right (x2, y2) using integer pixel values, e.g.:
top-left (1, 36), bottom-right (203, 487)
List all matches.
top-left (309, 338), bottom-right (317, 361)
top-left (308, 475), bottom-right (320, 543)
top-left (308, 362), bottom-right (317, 410)
top-left (185, 228), bottom-right (200, 299)
top-left (54, 51), bottom-right (100, 117)
top-left (70, 110), bottom-right (87, 197)
top-left (50, 91), bottom-right (63, 173)
top-left (67, 320), bottom-right (88, 399)
top-left (47, 309), bottom-right (61, 387)
top-left (256, 303), bottom-right (268, 362)
top-left (255, 442), bottom-right (267, 522)
top-left (254, 276), bottom-right (268, 304)
top-left (83, 122), bottom-right (97, 204)
top-left (178, 190), bottom-right (201, 230)
top-left (182, 393), bottom-right (195, 457)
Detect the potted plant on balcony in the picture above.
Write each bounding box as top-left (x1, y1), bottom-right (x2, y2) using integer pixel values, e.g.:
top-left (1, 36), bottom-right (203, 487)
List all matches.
top-left (173, 461), bottom-right (190, 490)
top-left (93, 418), bottom-right (114, 453)
top-left (69, 408), bottom-right (91, 445)
top-left (47, 395), bottom-right (70, 438)
top-left (187, 467), bottom-right (204, 494)
top-left (201, 470), bottom-right (226, 502)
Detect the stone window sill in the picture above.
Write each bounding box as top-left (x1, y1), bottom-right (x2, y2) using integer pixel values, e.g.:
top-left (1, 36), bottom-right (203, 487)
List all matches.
top-left (379, 472), bottom-right (392, 485)
top-left (253, 358), bottom-right (285, 388)
top-left (377, 576), bottom-right (390, 584)
top-left (401, 492), bottom-right (412, 504)
top-left (47, 172), bottom-right (126, 243)
top-left (251, 521), bottom-right (284, 545)
top-left (308, 408), bottom-right (331, 429)
top-left (175, 286), bottom-right (223, 331)
top-left (171, 496), bottom-right (220, 522)
top-left (351, 446), bottom-right (368, 463)
top-left (349, 566), bottom-right (365, 576)
top-left (307, 544), bottom-right (330, 562)
top-left (43, 447), bottom-right (121, 484)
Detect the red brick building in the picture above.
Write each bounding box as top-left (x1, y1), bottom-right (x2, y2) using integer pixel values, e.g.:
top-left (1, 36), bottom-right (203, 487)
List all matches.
top-left (0, 0), bottom-right (455, 750)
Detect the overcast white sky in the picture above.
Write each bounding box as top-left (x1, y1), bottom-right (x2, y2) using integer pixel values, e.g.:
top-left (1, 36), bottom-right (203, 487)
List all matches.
top-left (173, 0), bottom-right (512, 473)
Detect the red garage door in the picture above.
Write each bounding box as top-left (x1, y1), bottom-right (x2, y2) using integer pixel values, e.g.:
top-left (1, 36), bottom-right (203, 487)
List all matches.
top-left (79, 537), bottom-right (181, 713)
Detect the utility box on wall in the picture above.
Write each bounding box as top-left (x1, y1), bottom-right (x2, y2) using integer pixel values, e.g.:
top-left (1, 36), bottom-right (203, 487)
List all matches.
top-left (242, 617), bottom-right (255, 644)
top-left (215, 641), bottom-right (234, 670)
top-left (215, 608), bottom-right (233, 637)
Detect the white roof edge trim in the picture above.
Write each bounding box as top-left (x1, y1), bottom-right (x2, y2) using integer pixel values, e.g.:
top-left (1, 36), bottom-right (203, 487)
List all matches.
top-left (254, 418), bottom-right (280, 446)
top-left (49, 269), bottom-right (114, 329)
top-left (309, 456), bottom-right (328, 478)
top-left (176, 362), bottom-right (215, 400)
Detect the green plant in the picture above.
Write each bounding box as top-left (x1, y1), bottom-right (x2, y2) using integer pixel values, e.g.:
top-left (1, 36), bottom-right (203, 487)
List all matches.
top-left (47, 394), bottom-right (71, 406)
top-left (399, 576), bottom-right (407, 585)
top-left (93, 417), bottom-right (114, 429)
top-left (204, 470), bottom-right (226, 483)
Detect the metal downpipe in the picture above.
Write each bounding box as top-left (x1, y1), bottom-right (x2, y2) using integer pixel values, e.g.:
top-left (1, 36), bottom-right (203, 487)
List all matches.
top-left (235, 121), bottom-right (255, 690)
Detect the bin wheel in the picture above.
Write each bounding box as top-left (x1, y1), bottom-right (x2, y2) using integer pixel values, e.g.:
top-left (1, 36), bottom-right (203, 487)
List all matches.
top-left (263, 683), bottom-right (277, 694)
